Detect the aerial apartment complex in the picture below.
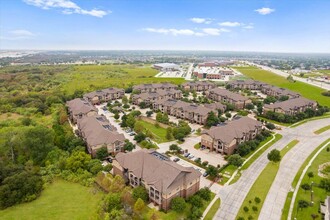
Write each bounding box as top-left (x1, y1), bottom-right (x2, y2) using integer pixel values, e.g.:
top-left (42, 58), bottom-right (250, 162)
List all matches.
top-left (113, 149), bottom-right (201, 211)
top-left (201, 117), bottom-right (263, 155)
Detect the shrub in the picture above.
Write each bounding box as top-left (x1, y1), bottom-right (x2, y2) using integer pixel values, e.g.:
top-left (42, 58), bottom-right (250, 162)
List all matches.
top-left (170, 197), bottom-right (186, 213)
top-left (254, 197), bottom-right (261, 204)
top-left (228, 154), bottom-right (244, 167)
top-left (243, 206), bottom-right (249, 212)
top-left (132, 186), bottom-right (148, 202)
top-left (252, 206), bottom-right (258, 212)
top-left (197, 187), bottom-right (212, 201)
top-left (267, 149), bottom-right (281, 162)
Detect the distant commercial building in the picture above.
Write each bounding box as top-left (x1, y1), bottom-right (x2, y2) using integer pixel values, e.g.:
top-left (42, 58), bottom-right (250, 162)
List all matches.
top-left (263, 97), bottom-right (317, 116)
top-left (206, 88), bottom-right (252, 109)
top-left (153, 63), bottom-right (180, 71)
top-left (113, 149), bottom-right (201, 211)
top-left (201, 117), bottom-right (263, 155)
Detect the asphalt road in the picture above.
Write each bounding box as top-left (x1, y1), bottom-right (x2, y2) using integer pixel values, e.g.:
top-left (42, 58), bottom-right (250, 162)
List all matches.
top-left (214, 117), bottom-right (330, 220)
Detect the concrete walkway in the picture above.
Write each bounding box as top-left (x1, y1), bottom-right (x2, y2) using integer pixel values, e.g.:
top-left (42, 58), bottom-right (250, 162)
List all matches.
top-left (214, 118), bottom-right (330, 220)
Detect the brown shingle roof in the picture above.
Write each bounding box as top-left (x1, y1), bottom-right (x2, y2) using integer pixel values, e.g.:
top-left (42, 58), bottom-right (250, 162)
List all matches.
top-left (264, 97), bottom-right (317, 112)
top-left (115, 149), bottom-right (201, 193)
top-left (209, 88), bottom-right (249, 102)
top-left (66, 98), bottom-right (97, 115)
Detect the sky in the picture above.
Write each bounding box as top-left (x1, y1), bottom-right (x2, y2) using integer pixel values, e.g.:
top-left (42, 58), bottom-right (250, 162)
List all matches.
top-left (1, 0), bottom-right (330, 53)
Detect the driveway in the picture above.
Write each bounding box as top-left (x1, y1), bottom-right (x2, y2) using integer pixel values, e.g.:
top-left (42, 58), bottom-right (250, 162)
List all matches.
top-left (214, 117), bottom-right (330, 220)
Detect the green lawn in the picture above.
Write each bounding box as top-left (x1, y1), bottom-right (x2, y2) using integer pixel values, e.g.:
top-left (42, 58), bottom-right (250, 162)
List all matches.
top-left (204, 198), bottom-right (221, 220)
top-left (60, 64), bottom-right (185, 95)
top-left (233, 66), bottom-right (330, 107)
top-left (137, 120), bottom-right (171, 143)
top-left (236, 139), bottom-right (298, 219)
top-left (281, 138), bottom-right (330, 220)
top-left (0, 180), bottom-right (102, 220)
top-left (314, 124), bottom-right (330, 134)
top-left (256, 116), bottom-right (291, 127)
top-left (291, 146), bottom-right (330, 219)
top-left (290, 112), bottom-right (330, 128)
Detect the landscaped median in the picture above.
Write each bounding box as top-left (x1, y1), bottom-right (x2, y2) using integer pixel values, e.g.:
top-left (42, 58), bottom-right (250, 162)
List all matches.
top-left (281, 138), bottom-right (330, 220)
top-left (314, 124), bottom-right (330, 135)
top-left (224, 133), bottom-right (282, 185)
top-left (236, 139), bottom-right (299, 220)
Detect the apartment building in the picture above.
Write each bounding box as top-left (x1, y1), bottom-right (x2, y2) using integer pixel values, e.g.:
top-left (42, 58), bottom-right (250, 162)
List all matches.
top-left (66, 98), bottom-right (98, 123)
top-left (263, 97), bottom-right (317, 116)
top-left (182, 81), bottom-right (216, 92)
top-left (227, 79), bottom-right (267, 90)
top-left (153, 98), bottom-right (222, 125)
top-left (133, 83), bottom-right (178, 93)
top-left (83, 87), bottom-right (125, 105)
top-left (113, 149), bottom-right (201, 211)
top-left (206, 88), bottom-right (252, 109)
top-left (77, 115), bottom-right (125, 157)
top-left (260, 85), bottom-right (300, 99)
top-left (131, 89), bottom-right (182, 106)
top-left (201, 117), bottom-right (263, 155)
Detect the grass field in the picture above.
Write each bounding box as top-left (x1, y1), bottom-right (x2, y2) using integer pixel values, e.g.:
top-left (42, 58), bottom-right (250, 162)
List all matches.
top-left (204, 198), bottom-right (221, 220)
top-left (0, 180), bottom-right (102, 220)
top-left (60, 64), bottom-right (185, 95)
top-left (281, 138), bottom-right (330, 220)
top-left (137, 120), bottom-right (171, 143)
top-left (314, 124), bottom-right (330, 134)
top-left (291, 144), bottom-right (330, 219)
top-left (236, 139), bottom-right (298, 219)
top-left (233, 66), bottom-right (330, 107)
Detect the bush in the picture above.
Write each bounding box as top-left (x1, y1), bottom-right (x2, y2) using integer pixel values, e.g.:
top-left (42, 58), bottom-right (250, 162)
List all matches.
top-left (254, 197), bottom-right (261, 204)
top-left (132, 186), bottom-right (148, 202)
top-left (228, 154), bottom-right (244, 167)
top-left (266, 122), bottom-right (276, 130)
top-left (134, 132), bottom-right (146, 143)
top-left (252, 206), bottom-right (258, 212)
top-left (96, 147), bottom-right (108, 160)
top-left (267, 149), bottom-right (281, 162)
top-left (170, 197), bottom-right (186, 213)
top-left (243, 206), bottom-right (249, 212)
top-left (197, 187), bottom-right (212, 201)
top-left (202, 161), bottom-right (209, 167)
top-left (187, 195), bottom-right (203, 208)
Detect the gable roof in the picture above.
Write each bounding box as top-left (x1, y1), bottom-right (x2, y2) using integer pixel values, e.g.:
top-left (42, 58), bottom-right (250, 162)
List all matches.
top-left (209, 88), bottom-right (249, 102)
top-left (264, 97), bottom-right (317, 112)
top-left (66, 98), bottom-right (97, 115)
top-left (115, 149), bottom-right (201, 193)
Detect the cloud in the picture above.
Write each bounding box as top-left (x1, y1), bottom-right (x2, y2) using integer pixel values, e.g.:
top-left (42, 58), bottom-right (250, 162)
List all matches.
top-left (219, 21), bottom-right (241, 27)
top-left (0, 29), bottom-right (36, 40)
top-left (23, 0), bottom-right (109, 17)
top-left (255, 7), bottom-right (275, 15)
top-left (190, 17), bottom-right (212, 24)
top-left (143, 27), bottom-right (230, 37)
top-left (243, 24), bottom-right (254, 29)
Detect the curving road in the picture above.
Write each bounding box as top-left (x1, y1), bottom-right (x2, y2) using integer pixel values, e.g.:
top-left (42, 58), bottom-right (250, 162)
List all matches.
top-left (214, 118), bottom-right (330, 220)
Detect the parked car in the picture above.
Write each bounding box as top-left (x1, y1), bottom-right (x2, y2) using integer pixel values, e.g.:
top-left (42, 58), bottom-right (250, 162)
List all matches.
top-left (183, 153), bottom-right (190, 157)
top-left (203, 172), bottom-right (209, 177)
top-left (194, 157), bottom-right (201, 163)
top-left (129, 132), bottom-right (136, 136)
top-left (173, 158), bottom-right (180, 162)
top-left (188, 154), bottom-right (194, 159)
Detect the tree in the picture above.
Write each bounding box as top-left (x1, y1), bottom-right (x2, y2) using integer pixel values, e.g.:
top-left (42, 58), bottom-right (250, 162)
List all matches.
top-left (254, 197), bottom-right (261, 204)
top-left (206, 165), bottom-right (219, 180)
top-left (23, 126), bottom-right (55, 165)
top-left (206, 111), bottom-right (220, 128)
top-left (122, 96), bottom-right (128, 104)
top-left (132, 186), bottom-right (148, 202)
top-left (133, 198), bottom-right (145, 214)
top-left (65, 150), bottom-right (91, 172)
top-left (124, 140), bottom-right (135, 152)
top-left (114, 112), bottom-right (120, 120)
top-left (169, 144), bottom-right (179, 152)
top-left (170, 197), bottom-right (186, 213)
top-left (307, 171), bottom-right (314, 179)
top-left (96, 146), bottom-right (108, 160)
top-left (266, 123), bottom-right (276, 130)
top-left (243, 206), bottom-right (249, 212)
top-left (126, 114), bottom-right (136, 129)
top-left (109, 209), bottom-right (125, 220)
top-left (188, 207), bottom-right (202, 220)
top-left (245, 103), bottom-right (255, 110)
top-left (197, 187), bottom-right (212, 201)
top-left (134, 121), bottom-right (145, 133)
top-left (156, 112), bottom-right (169, 124)
top-left (267, 149), bottom-right (281, 162)
top-left (319, 179), bottom-right (330, 192)
top-left (228, 154), bottom-right (244, 167)
top-left (146, 110), bottom-right (153, 117)
top-left (148, 208), bottom-right (160, 220)
top-left (187, 195), bottom-right (203, 208)
top-left (225, 112), bottom-right (232, 118)
top-left (297, 200), bottom-right (309, 210)
top-left (134, 132), bottom-right (146, 143)
top-left (166, 127), bottom-right (173, 140)
top-left (139, 102), bottom-right (147, 109)
top-left (106, 192), bottom-right (123, 212)
top-left (252, 206), bottom-right (258, 212)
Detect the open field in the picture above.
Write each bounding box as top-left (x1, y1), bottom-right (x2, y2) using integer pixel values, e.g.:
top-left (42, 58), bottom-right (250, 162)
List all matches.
top-left (291, 145), bottom-right (330, 219)
top-left (137, 120), bottom-right (171, 143)
top-left (314, 124), bottom-right (330, 134)
top-left (233, 66), bottom-right (330, 107)
top-left (59, 64), bottom-right (185, 95)
top-left (204, 198), bottom-right (221, 220)
top-left (0, 180), bottom-right (102, 220)
top-left (281, 138), bottom-right (330, 220)
top-left (236, 139), bottom-right (298, 219)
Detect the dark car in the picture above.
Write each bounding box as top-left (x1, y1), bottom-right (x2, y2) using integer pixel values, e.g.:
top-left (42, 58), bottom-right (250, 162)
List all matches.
top-left (203, 172), bottom-right (209, 177)
top-left (173, 158), bottom-right (180, 162)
